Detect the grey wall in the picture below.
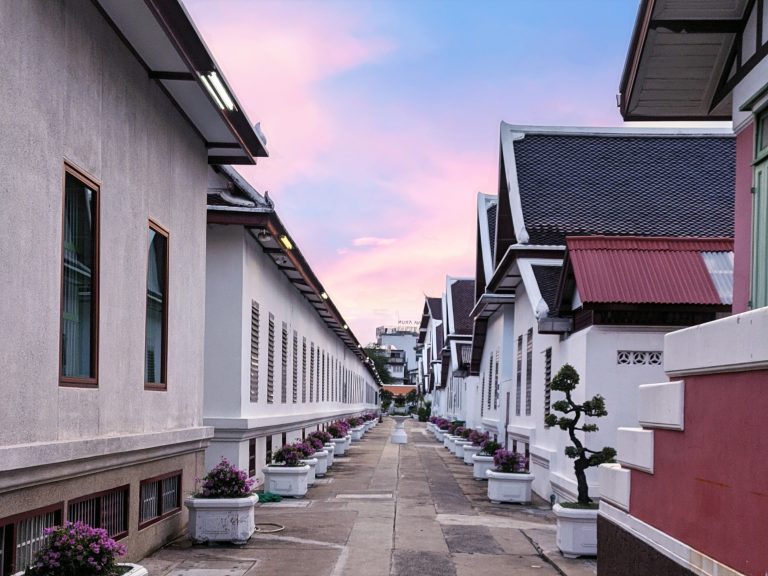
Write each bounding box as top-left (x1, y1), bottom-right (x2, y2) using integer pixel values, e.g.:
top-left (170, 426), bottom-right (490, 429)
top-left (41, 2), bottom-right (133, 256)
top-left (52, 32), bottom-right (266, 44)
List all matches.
top-left (0, 0), bottom-right (208, 447)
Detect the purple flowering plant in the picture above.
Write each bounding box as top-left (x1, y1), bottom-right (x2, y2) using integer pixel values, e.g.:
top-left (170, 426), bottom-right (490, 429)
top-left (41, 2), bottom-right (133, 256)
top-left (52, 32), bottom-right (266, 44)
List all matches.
top-left (24, 521), bottom-right (126, 576)
top-left (493, 450), bottom-right (529, 473)
top-left (479, 439), bottom-right (502, 456)
top-left (197, 458), bottom-right (255, 498)
top-left (272, 444), bottom-right (305, 467)
top-left (327, 423), bottom-right (347, 439)
top-left (306, 436), bottom-right (325, 452)
top-left (292, 441), bottom-right (316, 458)
top-left (309, 430), bottom-right (332, 444)
top-left (469, 430), bottom-right (489, 446)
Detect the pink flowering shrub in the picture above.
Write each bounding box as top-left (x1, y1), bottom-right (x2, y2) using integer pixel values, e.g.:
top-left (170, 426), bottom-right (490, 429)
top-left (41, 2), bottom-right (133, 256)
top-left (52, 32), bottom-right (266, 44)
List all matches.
top-left (493, 450), bottom-right (529, 473)
top-left (309, 430), bottom-right (332, 444)
top-left (468, 430), bottom-right (489, 446)
top-left (306, 436), bottom-right (325, 452)
top-left (327, 423), bottom-right (347, 439)
top-left (272, 444), bottom-right (305, 467)
top-left (25, 521), bottom-right (126, 575)
top-left (198, 458), bottom-right (255, 498)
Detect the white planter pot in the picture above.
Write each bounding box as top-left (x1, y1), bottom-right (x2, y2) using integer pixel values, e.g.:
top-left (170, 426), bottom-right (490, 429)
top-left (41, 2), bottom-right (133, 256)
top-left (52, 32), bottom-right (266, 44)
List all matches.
top-left (553, 503), bottom-right (598, 558)
top-left (443, 434), bottom-right (454, 449)
top-left (435, 429), bottom-right (445, 441)
top-left (472, 454), bottom-right (494, 480)
top-left (486, 470), bottom-right (534, 504)
top-left (184, 494), bottom-right (258, 544)
top-left (426, 422), bottom-right (434, 432)
top-left (351, 426), bottom-right (365, 441)
top-left (390, 415), bottom-right (408, 444)
top-left (463, 444), bottom-right (481, 465)
top-left (312, 450), bottom-right (329, 477)
top-left (324, 443), bottom-right (335, 466)
top-left (300, 457), bottom-right (318, 485)
top-left (119, 564), bottom-right (149, 576)
top-left (331, 437), bottom-right (347, 456)
top-left (262, 465), bottom-right (310, 497)
top-left (345, 435), bottom-right (352, 450)
top-left (455, 440), bottom-right (471, 459)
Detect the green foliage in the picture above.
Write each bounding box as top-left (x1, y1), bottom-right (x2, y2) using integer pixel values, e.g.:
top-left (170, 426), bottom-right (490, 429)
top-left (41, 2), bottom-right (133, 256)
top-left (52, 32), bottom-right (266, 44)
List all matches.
top-left (545, 363), bottom-right (616, 505)
top-left (364, 346), bottom-right (396, 384)
top-left (380, 389), bottom-right (393, 411)
top-left (480, 439), bottom-right (502, 456)
top-left (405, 389), bottom-right (419, 405)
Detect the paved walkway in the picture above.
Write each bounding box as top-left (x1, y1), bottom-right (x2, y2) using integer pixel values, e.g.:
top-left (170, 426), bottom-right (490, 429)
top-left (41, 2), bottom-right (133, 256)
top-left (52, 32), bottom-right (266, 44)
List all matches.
top-left (140, 419), bottom-right (598, 576)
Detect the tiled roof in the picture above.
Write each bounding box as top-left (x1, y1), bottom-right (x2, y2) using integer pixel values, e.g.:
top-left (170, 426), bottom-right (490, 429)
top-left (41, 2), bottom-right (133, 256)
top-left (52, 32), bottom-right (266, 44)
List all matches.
top-left (567, 236), bottom-right (733, 306)
top-left (531, 265), bottom-right (562, 313)
top-left (427, 297), bottom-right (443, 321)
top-left (487, 202), bottom-right (497, 263)
top-left (450, 279), bottom-right (475, 335)
top-left (512, 133), bottom-right (735, 245)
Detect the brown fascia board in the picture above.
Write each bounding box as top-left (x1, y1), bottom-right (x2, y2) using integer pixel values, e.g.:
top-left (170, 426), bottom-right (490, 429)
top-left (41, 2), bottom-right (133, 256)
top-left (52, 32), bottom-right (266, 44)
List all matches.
top-left (144, 0), bottom-right (268, 159)
top-left (208, 208), bottom-right (367, 361)
top-left (554, 249), bottom-right (575, 316)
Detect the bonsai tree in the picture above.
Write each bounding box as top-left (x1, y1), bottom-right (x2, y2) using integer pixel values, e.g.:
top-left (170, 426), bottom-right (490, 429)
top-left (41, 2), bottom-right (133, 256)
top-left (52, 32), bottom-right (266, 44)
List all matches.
top-left (380, 389), bottom-right (393, 411)
top-left (393, 394), bottom-right (406, 408)
top-left (544, 364), bottom-right (616, 505)
top-left (405, 389), bottom-right (419, 407)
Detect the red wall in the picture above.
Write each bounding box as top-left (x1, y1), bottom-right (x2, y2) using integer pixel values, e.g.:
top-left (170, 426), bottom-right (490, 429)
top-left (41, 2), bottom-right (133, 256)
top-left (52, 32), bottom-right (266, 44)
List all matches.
top-left (630, 370), bottom-right (768, 576)
top-left (733, 122), bottom-right (754, 313)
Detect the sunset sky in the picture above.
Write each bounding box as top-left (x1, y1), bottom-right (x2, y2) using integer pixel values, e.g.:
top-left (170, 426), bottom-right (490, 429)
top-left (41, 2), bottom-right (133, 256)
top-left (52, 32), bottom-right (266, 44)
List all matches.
top-left (185, 0), bottom-right (641, 343)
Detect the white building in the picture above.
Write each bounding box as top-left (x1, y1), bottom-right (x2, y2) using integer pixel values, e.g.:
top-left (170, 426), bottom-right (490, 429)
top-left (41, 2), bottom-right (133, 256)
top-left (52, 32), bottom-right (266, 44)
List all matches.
top-left (204, 167), bottom-right (380, 483)
top-left (415, 297), bottom-right (443, 405)
top-left (471, 124), bottom-right (735, 502)
top-left (0, 1), bottom-right (267, 568)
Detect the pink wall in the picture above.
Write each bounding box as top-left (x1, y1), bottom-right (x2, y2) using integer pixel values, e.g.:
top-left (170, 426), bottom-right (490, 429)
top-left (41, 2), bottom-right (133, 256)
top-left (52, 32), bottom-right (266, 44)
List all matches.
top-left (733, 122), bottom-right (754, 313)
top-left (629, 370), bottom-right (768, 575)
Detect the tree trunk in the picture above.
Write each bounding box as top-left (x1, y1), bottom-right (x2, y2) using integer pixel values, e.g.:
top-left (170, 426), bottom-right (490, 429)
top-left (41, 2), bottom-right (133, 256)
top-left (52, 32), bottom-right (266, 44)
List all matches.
top-left (575, 458), bottom-right (592, 505)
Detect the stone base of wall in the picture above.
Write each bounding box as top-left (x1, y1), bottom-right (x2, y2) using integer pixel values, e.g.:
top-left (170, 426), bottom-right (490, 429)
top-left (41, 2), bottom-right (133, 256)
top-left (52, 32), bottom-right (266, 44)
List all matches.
top-left (598, 516), bottom-right (694, 576)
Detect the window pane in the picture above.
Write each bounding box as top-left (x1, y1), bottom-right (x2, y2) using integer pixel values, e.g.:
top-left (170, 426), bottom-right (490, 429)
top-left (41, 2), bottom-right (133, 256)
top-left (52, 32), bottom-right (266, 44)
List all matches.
top-left (145, 227), bottom-right (167, 384)
top-left (61, 174), bottom-right (97, 378)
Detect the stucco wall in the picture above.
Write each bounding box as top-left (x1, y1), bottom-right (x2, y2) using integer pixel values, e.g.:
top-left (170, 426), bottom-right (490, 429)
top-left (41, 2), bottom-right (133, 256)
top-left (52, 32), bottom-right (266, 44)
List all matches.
top-left (0, 0), bottom-right (208, 450)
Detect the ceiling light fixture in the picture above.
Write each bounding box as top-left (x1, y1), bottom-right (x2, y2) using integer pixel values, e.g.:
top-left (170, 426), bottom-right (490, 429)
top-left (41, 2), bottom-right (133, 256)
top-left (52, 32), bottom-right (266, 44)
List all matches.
top-left (320, 292), bottom-right (328, 300)
top-left (279, 234), bottom-right (293, 250)
top-left (200, 71), bottom-right (235, 111)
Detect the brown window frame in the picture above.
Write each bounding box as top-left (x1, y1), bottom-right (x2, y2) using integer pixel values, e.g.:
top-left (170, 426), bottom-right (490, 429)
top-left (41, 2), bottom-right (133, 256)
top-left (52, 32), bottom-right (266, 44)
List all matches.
top-left (145, 220), bottom-right (169, 391)
top-left (138, 470), bottom-right (182, 530)
top-left (1, 502), bottom-right (64, 575)
top-left (67, 485), bottom-right (130, 540)
top-left (248, 438), bottom-right (256, 477)
top-left (59, 163), bottom-right (100, 388)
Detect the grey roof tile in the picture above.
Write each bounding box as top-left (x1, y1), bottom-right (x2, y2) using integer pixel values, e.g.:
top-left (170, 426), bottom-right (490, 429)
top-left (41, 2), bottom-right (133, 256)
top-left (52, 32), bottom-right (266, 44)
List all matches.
top-left (450, 279), bottom-right (475, 335)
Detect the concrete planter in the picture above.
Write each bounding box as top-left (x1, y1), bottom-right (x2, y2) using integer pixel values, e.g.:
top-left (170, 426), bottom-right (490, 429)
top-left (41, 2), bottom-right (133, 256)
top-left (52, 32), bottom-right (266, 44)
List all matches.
top-left (351, 426), bottom-right (365, 441)
top-left (390, 415), bottom-right (408, 444)
top-left (426, 422), bottom-right (435, 432)
top-left (463, 444), bottom-right (481, 465)
top-left (313, 450), bottom-right (329, 477)
top-left (472, 454), bottom-right (495, 480)
top-left (553, 503), bottom-right (598, 558)
top-left (324, 443), bottom-right (335, 466)
top-left (486, 470), bottom-right (534, 504)
top-left (331, 437), bottom-right (347, 456)
top-left (262, 465), bottom-right (310, 497)
top-left (184, 494), bottom-right (258, 544)
top-left (300, 457), bottom-right (318, 485)
top-left (345, 435), bottom-right (352, 450)
top-left (455, 440), bottom-right (471, 459)
top-left (443, 434), bottom-right (455, 450)
top-left (435, 429), bottom-right (446, 441)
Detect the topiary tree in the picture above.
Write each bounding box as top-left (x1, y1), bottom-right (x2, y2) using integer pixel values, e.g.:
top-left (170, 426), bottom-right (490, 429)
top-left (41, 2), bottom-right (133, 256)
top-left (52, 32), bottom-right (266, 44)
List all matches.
top-left (544, 364), bottom-right (616, 505)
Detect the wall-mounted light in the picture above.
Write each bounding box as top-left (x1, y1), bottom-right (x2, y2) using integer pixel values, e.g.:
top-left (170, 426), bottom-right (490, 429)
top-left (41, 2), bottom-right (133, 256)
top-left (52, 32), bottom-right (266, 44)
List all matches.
top-left (320, 292), bottom-right (329, 300)
top-left (343, 324), bottom-right (348, 330)
top-left (279, 234), bottom-right (293, 250)
top-left (200, 71), bottom-right (236, 111)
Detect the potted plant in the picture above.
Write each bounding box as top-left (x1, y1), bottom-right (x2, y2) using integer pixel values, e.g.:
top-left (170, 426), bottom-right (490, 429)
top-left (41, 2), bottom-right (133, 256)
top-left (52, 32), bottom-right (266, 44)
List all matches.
top-left (327, 423), bottom-right (348, 456)
top-left (21, 521), bottom-right (146, 576)
top-left (184, 458), bottom-right (258, 544)
top-left (463, 430), bottom-right (487, 465)
top-left (544, 364), bottom-right (616, 558)
top-left (348, 417), bottom-right (365, 441)
top-left (309, 430), bottom-right (334, 468)
top-left (486, 450), bottom-right (534, 504)
top-left (434, 417), bottom-right (450, 441)
top-left (453, 427), bottom-right (473, 459)
top-left (262, 444), bottom-right (311, 498)
top-left (293, 441), bottom-right (319, 485)
top-left (392, 394), bottom-right (408, 415)
top-left (472, 438), bottom-right (500, 480)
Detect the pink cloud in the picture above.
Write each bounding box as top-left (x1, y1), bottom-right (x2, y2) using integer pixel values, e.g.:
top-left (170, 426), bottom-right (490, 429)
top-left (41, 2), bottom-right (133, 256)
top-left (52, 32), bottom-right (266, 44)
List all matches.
top-left (351, 237), bottom-right (397, 247)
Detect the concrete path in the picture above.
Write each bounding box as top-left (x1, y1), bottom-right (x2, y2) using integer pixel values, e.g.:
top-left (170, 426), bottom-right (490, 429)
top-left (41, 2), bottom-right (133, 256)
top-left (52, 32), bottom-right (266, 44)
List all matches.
top-left (139, 419), bottom-right (597, 576)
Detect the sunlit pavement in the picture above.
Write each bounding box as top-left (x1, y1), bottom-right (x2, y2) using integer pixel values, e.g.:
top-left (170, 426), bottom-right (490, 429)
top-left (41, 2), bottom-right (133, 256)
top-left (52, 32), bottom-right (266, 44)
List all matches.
top-left (139, 419), bottom-right (597, 576)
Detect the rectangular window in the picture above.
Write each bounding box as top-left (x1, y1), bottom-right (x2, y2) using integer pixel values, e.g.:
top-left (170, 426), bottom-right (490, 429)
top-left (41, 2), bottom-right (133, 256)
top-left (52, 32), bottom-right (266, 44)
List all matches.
top-left (139, 472), bottom-right (181, 528)
top-left (487, 355), bottom-right (493, 410)
top-left (480, 372), bottom-right (485, 416)
top-left (60, 167), bottom-right (99, 386)
top-left (281, 322), bottom-right (288, 403)
top-left (525, 329), bottom-right (533, 416)
top-left (267, 314), bottom-right (275, 403)
top-left (68, 486), bottom-right (129, 540)
top-left (248, 439), bottom-right (256, 477)
top-left (302, 337), bottom-right (307, 403)
top-left (0, 504), bottom-right (62, 576)
top-left (266, 435), bottom-right (273, 464)
top-left (292, 330), bottom-right (298, 403)
top-left (250, 301), bottom-right (259, 402)
top-left (515, 335), bottom-right (523, 416)
top-left (310, 343), bottom-right (315, 402)
top-left (544, 348), bottom-right (552, 417)
top-left (145, 222), bottom-right (168, 389)
top-left (321, 350), bottom-right (326, 401)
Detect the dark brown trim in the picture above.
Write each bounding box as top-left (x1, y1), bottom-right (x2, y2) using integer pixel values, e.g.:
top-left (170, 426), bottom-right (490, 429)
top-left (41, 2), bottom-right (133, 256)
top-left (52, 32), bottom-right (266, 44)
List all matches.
top-left (618, 0), bottom-right (653, 117)
top-left (0, 502), bottom-right (63, 575)
top-left (67, 485), bottom-right (130, 541)
top-left (145, 219), bottom-right (169, 391)
top-left (59, 162), bottom-right (100, 388)
top-left (648, 19), bottom-right (742, 33)
top-left (208, 155), bottom-right (253, 165)
top-left (148, 71), bottom-right (195, 81)
top-left (205, 142), bottom-right (242, 149)
top-left (138, 470), bottom-right (182, 530)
